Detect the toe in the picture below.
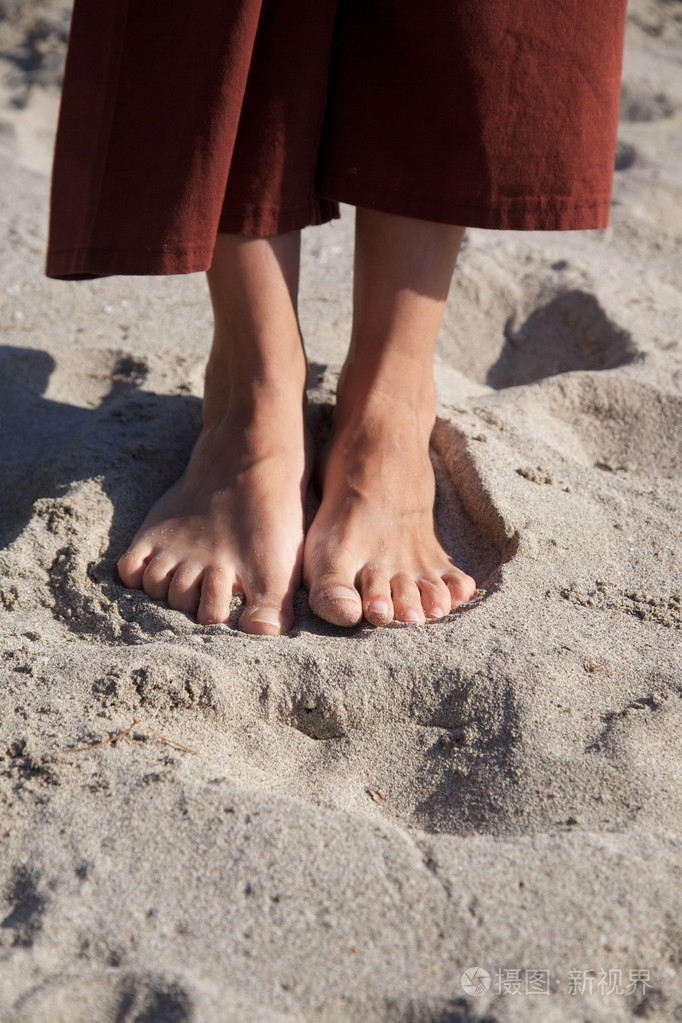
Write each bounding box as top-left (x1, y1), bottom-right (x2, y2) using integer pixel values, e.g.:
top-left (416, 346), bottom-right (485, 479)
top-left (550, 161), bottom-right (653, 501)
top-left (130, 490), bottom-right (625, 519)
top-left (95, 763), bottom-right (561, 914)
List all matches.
top-left (308, 576), bottom-right (363, 627)
top-left (417, 575), bottom-right (452, 620)
top-left (359, 566), bottom-right (394, 626)
top-left (443, 569), bottom-right (477, 607)
top-left (167, 560), bottom-right (204, 616)
top-left (390, 573), bottom-right (425, 624)
top-left (239, 597), bottom-right (293, 637)
top-left (117, 543), bottom-right (153, 589)
top-left (197, 566), bottom-right (234, 626)
top-left (142, 553), bottom-right (178, 601)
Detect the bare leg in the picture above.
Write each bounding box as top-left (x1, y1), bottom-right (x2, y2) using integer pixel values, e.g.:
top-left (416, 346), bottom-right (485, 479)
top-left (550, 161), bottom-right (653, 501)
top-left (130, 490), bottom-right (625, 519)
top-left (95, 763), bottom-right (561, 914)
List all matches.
top-left (117, 231), bottom-right (310, 636)
top-left (304, 208), bottom-right (476, 627)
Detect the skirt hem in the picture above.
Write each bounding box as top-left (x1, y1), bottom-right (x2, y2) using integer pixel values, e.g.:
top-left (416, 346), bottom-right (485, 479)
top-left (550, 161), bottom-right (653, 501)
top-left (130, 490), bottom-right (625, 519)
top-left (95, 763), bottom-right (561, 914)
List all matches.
top-left (45, 182), bottom-right (613, 280)
top-left (45, 245), bottom-right (216, 280)
top-left (317, 173), bottom-right (613, 231)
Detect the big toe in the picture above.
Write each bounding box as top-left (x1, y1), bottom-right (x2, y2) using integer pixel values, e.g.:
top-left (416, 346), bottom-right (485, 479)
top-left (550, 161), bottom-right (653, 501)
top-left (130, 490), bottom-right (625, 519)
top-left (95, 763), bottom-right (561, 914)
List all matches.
top-left (239, 599), bottom-right (293, 637)
top-left (308, 579), bottom-right (363, 628)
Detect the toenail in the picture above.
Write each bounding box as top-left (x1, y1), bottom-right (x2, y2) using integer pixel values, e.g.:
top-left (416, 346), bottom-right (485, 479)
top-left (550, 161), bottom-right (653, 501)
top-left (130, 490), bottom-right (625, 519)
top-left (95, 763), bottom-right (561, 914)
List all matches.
top-left (402, 609), bottom-right (421, 623)
top-left (368, 599), bottom-right (390, 618)
top-left (429, 606), bottom-right (445, 619)
top-left (250, 607), bottom-right (282, 627)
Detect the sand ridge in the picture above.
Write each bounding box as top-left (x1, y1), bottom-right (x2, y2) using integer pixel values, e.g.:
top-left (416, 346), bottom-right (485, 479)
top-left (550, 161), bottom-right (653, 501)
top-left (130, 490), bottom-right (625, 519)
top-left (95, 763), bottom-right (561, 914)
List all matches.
top-left (1, 2), bottom-right (681, 1020)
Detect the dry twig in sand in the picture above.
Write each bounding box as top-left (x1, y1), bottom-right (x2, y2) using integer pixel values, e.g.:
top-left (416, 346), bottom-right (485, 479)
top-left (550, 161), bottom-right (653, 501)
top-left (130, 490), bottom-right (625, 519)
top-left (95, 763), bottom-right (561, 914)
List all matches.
top-left (64, 718), bottom-right (201, 756)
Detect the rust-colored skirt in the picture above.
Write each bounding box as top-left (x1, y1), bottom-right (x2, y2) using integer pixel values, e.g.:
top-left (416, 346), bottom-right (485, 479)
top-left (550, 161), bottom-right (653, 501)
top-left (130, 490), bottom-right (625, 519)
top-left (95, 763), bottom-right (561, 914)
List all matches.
top-left (46, 0), bottom-right (628, 280)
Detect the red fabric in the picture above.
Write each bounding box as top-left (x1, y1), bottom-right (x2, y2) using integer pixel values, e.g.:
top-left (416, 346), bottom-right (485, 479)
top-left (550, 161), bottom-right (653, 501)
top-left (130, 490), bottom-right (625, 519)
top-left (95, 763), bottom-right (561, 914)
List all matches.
top-left (46, 0), bottom-right (627, 280)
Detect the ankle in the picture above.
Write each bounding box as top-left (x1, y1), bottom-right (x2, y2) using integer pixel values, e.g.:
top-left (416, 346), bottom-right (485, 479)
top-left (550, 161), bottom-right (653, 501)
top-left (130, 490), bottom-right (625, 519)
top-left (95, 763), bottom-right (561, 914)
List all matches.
top-left (334, 358), bottom-right (437, 439)
top-left (203, 330), bottom-right (308, 427)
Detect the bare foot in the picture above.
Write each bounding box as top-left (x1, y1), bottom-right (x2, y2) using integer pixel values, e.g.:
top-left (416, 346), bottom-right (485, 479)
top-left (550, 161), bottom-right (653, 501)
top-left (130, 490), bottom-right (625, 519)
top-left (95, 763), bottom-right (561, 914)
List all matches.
top-left (304, 208), bottom-right (475, 628)
top-left (117, 375), bottom-right (309, 635)
top-left (304, 387), bottom-right (476, 628)
top-left (117, 230), bottom-right (310, 636)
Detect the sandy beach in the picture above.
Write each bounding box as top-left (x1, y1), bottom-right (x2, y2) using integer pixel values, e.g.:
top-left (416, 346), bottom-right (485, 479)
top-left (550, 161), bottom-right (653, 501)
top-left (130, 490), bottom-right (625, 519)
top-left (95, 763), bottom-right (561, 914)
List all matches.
top-left (0, 2), bottom-right (681, 1020)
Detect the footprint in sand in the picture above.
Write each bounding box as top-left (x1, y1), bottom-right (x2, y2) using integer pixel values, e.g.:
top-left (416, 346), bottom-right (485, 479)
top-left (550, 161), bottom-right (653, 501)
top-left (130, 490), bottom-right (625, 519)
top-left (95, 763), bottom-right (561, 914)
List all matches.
top-left (487, 290), bottom-right (639, 391)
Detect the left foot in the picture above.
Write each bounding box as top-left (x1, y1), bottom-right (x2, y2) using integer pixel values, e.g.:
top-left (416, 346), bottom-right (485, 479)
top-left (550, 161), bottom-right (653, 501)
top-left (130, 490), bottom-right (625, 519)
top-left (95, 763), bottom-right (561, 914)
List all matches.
top-left (304, 208), bottom-right (475, 628)
top-left (304, 382), bottom-right (476, 627)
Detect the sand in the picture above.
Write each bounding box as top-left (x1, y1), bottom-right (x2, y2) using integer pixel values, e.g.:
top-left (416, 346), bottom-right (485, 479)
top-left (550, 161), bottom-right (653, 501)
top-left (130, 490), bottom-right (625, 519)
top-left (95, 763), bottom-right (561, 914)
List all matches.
top-left (0, 2), bottom-right (681, 1020)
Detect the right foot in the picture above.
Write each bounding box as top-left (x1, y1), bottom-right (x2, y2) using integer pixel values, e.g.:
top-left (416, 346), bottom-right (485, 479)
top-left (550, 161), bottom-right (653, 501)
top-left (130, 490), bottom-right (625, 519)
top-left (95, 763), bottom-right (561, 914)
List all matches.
top-left (117, 229), bottom-right (311, 636)
top-left (117, 371), bottom-right (309, 635)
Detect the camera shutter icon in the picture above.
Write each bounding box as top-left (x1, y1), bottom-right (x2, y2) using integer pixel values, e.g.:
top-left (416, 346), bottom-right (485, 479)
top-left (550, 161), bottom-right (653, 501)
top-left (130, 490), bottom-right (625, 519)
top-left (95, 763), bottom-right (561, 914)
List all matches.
top-left (461, 967), bottom-right (491, 996)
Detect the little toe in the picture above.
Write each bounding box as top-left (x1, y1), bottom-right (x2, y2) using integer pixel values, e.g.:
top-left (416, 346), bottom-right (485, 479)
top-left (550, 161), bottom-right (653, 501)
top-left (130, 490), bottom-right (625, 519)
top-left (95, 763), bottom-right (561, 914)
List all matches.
top-left (197, 566), bottom-right (234, 626)
top-left (308, 577), bottom-right (363, 628)
top-left (443, 569), bottom-right (477, 608)
top-left (417, 576), bottom-right (452, 620)
top-left (167, 561), bottom-right (204, 616)
top-left (391, 573), bottom-right (425, 625)
top-left (359, 566), bottom-right (394, 626)
top-left (117, 544), bottom-right (153, 589)
top-left (240, 597), bottom-right (293, 637)
top-left (142, 554), bottom-right (178, 601)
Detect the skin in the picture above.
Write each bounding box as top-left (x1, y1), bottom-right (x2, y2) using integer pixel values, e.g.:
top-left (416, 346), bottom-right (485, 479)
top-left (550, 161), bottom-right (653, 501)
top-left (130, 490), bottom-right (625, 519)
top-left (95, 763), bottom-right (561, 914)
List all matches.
top-left (117, 209), bottom-right (477, 634)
